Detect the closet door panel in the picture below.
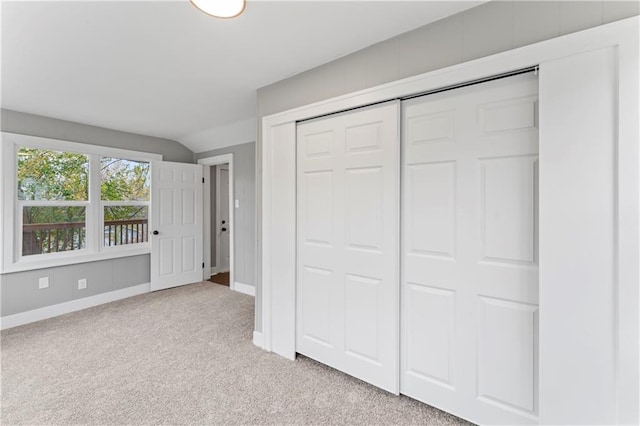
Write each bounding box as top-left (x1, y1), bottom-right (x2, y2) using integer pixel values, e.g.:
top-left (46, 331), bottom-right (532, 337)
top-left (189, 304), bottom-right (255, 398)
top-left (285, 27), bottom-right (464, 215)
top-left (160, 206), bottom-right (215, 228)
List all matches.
top-left (401, 73), bottom-right (539, 425)
top-left (297, 101), bottom-right (400, 393)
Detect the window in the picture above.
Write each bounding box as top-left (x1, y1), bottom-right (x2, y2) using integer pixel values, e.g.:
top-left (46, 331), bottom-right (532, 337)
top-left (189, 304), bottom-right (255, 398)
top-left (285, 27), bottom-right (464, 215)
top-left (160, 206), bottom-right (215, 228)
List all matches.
top-left (18, 147), bottom-right (89, 256)
top-left (1, 133), bottom-right (161, 272)
top-left (101, 157), bottom-right (150, 247)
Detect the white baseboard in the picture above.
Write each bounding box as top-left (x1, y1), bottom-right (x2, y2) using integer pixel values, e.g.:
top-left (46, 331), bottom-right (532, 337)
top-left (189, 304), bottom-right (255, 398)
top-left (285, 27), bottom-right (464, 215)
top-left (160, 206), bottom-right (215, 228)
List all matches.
top-left (253, 330), bottom-right (264, 348)
top-left (233, 281), bottom-right (255, 296)
top-left (1, 283), bottom-right (150, 330)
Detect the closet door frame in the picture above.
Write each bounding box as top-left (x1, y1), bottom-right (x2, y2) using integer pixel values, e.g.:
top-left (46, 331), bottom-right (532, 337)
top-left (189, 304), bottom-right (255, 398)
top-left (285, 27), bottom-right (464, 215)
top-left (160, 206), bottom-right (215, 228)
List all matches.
top-left (260, 17), bottom-right (639, 425)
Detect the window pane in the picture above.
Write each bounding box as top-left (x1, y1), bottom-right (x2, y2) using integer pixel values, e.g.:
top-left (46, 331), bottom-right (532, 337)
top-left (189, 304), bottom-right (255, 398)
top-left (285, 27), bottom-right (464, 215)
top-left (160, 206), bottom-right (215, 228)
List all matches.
top-left (17, 147), bottom-right (88, 201)
top-left (22, 206), bottom-right (86, 256)
top-left (101, 158), bottom-right (150, 201)
top-left (104, 206), bottom-right (148, 246)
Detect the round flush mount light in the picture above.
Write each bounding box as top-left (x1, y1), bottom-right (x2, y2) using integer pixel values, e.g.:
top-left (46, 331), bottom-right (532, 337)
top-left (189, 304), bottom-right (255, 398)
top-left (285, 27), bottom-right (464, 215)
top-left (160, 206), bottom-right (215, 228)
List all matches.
top-left (190, 0), bottom-right (246, 18)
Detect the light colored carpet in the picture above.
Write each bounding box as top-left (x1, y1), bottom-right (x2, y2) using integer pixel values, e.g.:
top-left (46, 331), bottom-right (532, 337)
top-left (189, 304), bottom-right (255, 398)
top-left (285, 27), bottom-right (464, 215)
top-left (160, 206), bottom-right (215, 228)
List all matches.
top-left (1, 281), bottom-right (469, 425)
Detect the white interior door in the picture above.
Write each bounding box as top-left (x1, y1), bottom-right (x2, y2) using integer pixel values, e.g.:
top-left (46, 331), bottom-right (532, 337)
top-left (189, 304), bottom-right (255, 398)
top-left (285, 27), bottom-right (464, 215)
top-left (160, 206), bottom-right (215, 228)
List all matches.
top-left (401, 73), bottom-right (539, 425)
top-left (150, 161), bottom-right (203, 291)
top-left (217, 166), bottom-right (230, 273)
top-left (296, 101), bottom-right (400, 393)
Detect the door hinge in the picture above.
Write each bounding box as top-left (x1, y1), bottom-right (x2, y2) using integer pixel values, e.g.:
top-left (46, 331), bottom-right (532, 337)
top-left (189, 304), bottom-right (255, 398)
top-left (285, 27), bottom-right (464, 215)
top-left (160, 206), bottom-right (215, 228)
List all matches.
top-left (202, 177), bottom-right (205, 183)
top-left (202, 262), bottom-right (205, 268)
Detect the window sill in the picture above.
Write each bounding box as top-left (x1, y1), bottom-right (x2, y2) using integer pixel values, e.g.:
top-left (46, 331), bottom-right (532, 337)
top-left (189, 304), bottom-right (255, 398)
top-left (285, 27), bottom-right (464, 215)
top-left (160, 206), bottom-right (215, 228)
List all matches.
top-left (1, 246), bottom-right (151, 274)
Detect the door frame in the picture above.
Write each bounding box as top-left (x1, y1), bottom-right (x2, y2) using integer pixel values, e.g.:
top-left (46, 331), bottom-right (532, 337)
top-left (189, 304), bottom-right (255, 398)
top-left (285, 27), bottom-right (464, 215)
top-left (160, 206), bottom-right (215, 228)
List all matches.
top-left (260, 17), bottom-right (639, 424)
top-left (198, 153), bottom-right (234, 291)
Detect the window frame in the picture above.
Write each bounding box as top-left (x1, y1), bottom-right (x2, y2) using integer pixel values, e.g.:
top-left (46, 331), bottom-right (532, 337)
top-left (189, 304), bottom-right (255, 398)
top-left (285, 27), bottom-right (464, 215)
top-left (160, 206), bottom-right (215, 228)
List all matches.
top-left (1, 133), bottom-right (161, 273)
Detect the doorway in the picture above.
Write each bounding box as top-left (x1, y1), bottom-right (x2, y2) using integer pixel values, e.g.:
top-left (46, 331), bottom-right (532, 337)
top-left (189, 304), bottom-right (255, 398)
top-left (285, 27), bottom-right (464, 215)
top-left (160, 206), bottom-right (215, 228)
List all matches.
top-left (213, 164), bottom-right (230, 285)
top-left (197, 153), bottom-right (234, 290)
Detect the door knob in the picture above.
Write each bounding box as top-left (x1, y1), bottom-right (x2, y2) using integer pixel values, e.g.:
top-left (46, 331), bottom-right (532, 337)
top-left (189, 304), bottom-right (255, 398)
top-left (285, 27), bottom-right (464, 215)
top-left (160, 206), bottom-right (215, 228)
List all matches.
top-left (152, 230), bottom-right (159, 235)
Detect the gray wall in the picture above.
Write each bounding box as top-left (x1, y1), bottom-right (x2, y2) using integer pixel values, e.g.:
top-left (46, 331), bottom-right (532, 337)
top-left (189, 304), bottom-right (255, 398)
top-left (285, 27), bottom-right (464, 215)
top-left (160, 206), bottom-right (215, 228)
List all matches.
top-left (1, 110), bottom-right (194, 317)
top-left (257, 1), bottom-right (639, 116)
top-left (1, 256), bottom-right (150, 316)
top-left (196, 142), bottom-right (256, 288)
top-left (1, 109), bottom-right (193, 163)
top-left (254, 0), bottom-right (640, 332)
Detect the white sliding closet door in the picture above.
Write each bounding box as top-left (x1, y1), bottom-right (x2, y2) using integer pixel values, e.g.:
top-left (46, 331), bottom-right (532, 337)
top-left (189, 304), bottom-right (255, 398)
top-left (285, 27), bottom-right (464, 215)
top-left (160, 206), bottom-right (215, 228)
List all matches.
top-left (296, 101), bottom-right (400, 393)
top-left (401, 73), bottom-right (539, 425)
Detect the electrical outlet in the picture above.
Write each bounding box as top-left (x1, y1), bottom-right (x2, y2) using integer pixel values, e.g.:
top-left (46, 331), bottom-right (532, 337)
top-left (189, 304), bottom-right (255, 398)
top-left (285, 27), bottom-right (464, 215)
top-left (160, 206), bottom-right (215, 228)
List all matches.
top-left (38, 277), bottom-right (49, 289)
top-left (78, 278), bottom-right (87, 290)
top-left (235, 199), bottom-right (240, 208)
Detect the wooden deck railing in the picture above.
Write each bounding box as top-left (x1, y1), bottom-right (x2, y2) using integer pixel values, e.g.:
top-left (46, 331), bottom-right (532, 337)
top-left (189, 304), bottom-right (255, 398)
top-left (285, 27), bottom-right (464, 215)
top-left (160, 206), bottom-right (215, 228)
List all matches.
top-left (104, 219), bottom-right (148, 246)
top-left (22, 219), bottom-right (148, 255)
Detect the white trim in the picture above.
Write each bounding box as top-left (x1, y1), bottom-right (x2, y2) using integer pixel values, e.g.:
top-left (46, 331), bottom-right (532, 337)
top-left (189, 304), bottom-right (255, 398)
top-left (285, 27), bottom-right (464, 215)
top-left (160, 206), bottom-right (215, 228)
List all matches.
top-left (616, 31), bottom-right (640, 425)
top-left (3, 140), bottom-right (17, 272)
top-left (2, 247), bottom-right (150, 274)
top-left (101, 200), bottom-right (150, 207)
top-left (209, 266), bottom-right (218, 276)
top-left (252, 330), bottom-right (264, 349)
top-left (538, 47), bottom-right (625, 424)
top-left (197, 154), bottom-right (234, 290)
top-left (0, 139), bottom-right (5, 274)
top-left (0, 282), bottom-right (150, 330)
top-left (260, 17), bottom-right (639, 424)
top-left (261, 121), bottom-right (296, 356)
top-left (233, 281), bottom-right (255, 297)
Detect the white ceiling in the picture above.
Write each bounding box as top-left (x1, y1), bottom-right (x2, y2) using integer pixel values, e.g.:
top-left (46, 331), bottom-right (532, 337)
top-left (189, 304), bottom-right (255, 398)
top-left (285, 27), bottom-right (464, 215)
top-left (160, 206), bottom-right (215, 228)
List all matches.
top-left (1, 1), bottom-right (482, 153)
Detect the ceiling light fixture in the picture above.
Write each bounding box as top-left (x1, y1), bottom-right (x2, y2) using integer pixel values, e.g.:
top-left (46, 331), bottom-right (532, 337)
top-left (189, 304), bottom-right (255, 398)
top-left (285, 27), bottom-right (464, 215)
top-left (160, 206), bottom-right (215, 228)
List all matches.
top-left (190, 0), bottom-right (246, 19)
